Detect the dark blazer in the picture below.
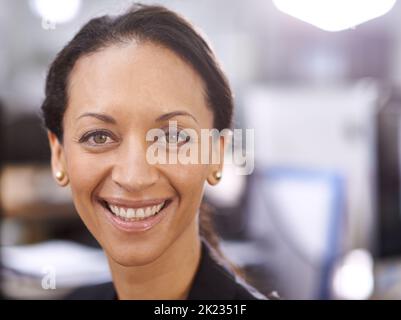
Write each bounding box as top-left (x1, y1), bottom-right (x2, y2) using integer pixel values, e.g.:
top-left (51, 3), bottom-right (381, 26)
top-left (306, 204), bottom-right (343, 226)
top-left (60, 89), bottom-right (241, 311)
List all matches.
top-left (65, 240), bottom-right (274, 300)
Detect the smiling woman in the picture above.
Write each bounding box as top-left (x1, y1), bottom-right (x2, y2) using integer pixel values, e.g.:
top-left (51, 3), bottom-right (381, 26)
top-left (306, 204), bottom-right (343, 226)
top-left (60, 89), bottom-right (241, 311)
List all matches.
top-left (41, 4), bottom-right (270, 300)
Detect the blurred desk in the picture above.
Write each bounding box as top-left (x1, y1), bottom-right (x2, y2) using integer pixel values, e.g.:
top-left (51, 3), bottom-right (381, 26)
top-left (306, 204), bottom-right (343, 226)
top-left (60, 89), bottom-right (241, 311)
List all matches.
top-left (1, 164), bottom-right (74, 218)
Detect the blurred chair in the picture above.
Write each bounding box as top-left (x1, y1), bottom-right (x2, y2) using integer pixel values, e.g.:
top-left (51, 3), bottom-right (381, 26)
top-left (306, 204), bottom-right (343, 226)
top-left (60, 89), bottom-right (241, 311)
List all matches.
top-left (376, 85), bottom-right (401, 258)
top-left (0, 99), bottom-right (5, 299)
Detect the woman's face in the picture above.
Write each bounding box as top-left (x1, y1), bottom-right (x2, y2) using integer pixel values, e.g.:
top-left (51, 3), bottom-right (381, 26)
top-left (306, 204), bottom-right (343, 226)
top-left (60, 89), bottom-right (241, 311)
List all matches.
top-left (48, 41), bottom-right (222, 266)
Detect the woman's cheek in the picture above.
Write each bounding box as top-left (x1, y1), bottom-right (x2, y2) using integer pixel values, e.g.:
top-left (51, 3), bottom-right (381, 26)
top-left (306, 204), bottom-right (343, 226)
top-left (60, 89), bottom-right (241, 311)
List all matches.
top-left (164, 163), bottom-right (208, 214)
top-left (66, 150), bottom-right (106, 204)
top-left (66, 152), bottom-right (107, 236)
top-left (166, 162), bottom-right (207, 187)
top-left (68, 159), bottom-right (93, 191)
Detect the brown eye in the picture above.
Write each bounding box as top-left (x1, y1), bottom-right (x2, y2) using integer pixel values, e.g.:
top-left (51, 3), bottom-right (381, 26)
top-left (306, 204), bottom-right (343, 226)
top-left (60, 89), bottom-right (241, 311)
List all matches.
top-left (79, 130), bottom-right (115, 146)
top-left (93, 133), bottom-right (108, 144)
top-left (166, 129), bottom-right (190, 145)
top-left (166, 131), bottom-right (178, 143)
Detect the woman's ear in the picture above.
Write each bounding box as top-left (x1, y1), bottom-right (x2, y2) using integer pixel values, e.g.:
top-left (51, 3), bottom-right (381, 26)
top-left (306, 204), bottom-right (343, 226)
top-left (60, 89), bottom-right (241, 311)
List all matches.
top-left (47, 131), bottom-right (69, 187)
top-left (206, 135), bottom-right (226, 186)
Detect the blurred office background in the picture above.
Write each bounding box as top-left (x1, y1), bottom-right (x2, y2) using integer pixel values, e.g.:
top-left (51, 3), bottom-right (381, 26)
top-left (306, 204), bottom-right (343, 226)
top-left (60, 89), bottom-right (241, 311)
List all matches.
top-left (2, 0), bottom-right (401, 299)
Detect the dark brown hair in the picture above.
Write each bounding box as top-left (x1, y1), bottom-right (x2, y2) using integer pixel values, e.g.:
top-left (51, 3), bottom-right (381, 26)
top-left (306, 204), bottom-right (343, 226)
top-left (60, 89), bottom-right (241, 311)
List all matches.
top-left (41, 4), bottom-right (233, 262)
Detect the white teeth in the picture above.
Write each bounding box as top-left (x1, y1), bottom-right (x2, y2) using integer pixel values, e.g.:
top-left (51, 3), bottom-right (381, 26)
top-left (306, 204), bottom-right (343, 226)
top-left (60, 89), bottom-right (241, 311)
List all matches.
top-left (107, 201), bottom-right (166, 220)
top-left (126, 208), bottom-right (134, 218)
top-left (120, 208), bottom-right (126, 217)
top-left (145, 207), bottom-right (152, 217)
top-left (137, 208), bottom-right (145, 218)
top-left (111, 206), bottom-right (119, 216)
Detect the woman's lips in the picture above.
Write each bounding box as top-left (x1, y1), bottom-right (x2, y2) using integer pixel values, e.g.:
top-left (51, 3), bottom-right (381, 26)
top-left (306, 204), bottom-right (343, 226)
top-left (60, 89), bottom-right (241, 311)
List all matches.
top-left (98, 197), bottom-right (173, 233)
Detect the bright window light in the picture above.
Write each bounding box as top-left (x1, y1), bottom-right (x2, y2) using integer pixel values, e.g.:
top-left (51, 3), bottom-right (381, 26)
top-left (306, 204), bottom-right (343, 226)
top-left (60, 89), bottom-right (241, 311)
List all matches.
top-left (332, 249), bottom-right (374, 300)
top-left (29, 0), bottom-right (81, 24)
top-left (273, 0), bottom-right (396, 32)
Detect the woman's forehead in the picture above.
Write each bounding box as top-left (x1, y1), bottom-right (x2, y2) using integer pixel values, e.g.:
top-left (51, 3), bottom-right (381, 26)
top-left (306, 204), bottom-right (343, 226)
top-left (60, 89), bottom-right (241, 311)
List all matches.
top-left (65, 41), bottom-right (212, 125)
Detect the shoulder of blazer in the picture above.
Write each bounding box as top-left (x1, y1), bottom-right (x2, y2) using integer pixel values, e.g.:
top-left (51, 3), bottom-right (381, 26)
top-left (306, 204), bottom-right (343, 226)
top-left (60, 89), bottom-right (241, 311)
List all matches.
top-left (187, 239), bottom-right (270, 300)
top-left (64, 281), bottom-right (115, 300)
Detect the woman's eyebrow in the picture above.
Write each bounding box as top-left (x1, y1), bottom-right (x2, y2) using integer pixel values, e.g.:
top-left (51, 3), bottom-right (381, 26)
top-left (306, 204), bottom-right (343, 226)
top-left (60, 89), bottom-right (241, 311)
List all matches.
top-left (77, 112), bottom-right (116, 124)
top-left (76, 110), bottom-right (198, 124)
top-left (155, 110), bottom-right (198, 124)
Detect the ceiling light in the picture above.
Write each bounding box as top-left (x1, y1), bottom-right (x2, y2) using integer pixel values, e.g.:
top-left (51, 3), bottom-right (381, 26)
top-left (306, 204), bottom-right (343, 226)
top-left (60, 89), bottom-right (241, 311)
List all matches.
top-left (29, 0), bottom-right (81, 24)
top-left (273, 0), bottom-right (396, 32)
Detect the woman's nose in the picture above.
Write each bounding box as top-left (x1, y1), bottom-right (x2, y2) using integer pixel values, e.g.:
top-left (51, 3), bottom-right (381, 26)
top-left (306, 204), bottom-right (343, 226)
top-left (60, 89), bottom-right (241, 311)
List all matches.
top-left (111, 138), bottom-right (159, 192)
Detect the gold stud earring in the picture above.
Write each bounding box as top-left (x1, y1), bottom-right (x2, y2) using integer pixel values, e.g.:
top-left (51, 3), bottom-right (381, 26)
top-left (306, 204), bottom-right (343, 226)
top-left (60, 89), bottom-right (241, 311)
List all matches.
top-left (213, 170), bottom-right (222, 181)
top-left (55, 171), bottom-right (65, 181)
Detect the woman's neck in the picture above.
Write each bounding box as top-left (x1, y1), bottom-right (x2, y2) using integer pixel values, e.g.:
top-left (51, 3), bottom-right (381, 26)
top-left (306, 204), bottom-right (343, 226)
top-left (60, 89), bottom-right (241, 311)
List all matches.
top-left (107, 221), bottom-right (202, 300)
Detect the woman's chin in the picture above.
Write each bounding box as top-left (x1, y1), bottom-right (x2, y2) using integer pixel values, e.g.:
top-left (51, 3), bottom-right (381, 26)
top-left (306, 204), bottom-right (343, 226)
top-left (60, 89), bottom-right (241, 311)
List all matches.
top-left (105, 244), bottom-right (166, 267)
